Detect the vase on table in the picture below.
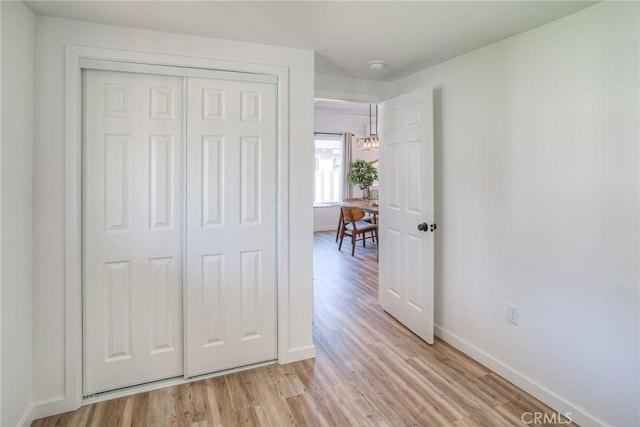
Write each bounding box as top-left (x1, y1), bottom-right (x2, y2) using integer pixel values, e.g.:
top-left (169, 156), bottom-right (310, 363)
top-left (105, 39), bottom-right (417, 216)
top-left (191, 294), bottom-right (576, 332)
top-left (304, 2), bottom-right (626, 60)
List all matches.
top-left (362, 187), bottom-right (371, 200)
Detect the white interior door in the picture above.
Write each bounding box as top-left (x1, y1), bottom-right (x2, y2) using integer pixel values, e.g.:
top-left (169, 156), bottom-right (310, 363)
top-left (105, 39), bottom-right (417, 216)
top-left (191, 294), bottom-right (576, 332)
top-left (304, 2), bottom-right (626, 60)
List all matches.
top-left (378, 87), bottom-right (435, 344)
top-left (185, 77), bottom-right (277, 377)
top-left (84, 70), bottom-right (184, 394)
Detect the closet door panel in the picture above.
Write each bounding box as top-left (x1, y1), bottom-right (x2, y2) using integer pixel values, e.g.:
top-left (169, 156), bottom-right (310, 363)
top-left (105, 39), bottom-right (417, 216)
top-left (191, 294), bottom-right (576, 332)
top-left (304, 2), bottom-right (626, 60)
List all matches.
top-left (84, 70), bottom-right (184, 395)
top-left (185, 77), bottom-right (277, 377)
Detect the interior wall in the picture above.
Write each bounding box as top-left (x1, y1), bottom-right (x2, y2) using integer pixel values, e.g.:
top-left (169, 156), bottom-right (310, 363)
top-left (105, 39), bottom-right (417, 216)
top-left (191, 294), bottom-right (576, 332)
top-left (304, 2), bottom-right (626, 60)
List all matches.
top-left (390, 2), bottom-right (639, 426)
top-left (315, 73), bottom-right (390, 103)
top-left (313, 111), bottom-right (378, 231)
top-left (1, 1), bottom-right (35, 426)
top-left (33, 16), bottom-right (314, 417)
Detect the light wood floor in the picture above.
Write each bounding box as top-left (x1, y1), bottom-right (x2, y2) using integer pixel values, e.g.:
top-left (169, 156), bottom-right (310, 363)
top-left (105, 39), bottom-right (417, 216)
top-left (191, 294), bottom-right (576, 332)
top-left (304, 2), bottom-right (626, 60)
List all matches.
top-left (33, 232), bottom-right (571, 426)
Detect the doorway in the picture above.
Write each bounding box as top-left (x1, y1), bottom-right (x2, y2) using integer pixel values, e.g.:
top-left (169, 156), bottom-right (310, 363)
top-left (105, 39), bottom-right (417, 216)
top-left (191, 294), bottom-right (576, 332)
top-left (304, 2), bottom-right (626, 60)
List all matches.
top-left (312, 98), bottom-right (381, 314)
top-left (312, 99), bottom-right (380, 235)
top-left (312, 89), bottom-right (436, 346)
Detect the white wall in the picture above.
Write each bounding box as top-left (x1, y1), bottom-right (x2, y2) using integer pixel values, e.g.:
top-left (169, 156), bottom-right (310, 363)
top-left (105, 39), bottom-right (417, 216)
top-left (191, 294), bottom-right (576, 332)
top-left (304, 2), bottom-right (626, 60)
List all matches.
top-left (315, 111), bottom-right (370, 138)
top-left (391, 3), bottom-right (639, 426)
top-left (315, 73), bottom-right (389, 103)
top-left (1, 2), bottom-right (35, 426)
top-left (33, 16), bottom-right (314, 417)
top-left (313, 205), bottom-right (340, 233)
top-left (315, 112), bottom-right (379, 169)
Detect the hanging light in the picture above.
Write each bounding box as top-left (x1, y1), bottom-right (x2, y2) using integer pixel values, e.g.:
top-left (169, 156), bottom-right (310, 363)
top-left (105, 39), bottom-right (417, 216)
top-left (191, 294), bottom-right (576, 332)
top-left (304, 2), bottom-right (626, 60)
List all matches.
top-left (356, 104), bottom-right (380, 151)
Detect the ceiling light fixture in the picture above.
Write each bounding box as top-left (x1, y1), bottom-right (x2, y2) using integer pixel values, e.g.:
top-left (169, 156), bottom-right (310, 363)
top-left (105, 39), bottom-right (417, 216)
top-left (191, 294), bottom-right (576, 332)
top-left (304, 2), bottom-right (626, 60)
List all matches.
top-left (368, 60), bottom-right (386, 70)
top-left (356, 104), bottom-right (380, 151)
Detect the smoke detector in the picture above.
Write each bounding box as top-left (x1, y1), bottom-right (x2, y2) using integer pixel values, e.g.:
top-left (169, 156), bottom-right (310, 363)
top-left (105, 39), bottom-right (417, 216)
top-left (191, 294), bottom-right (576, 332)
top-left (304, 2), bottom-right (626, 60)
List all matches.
top-left (368, 60), bottom-right (386, 70)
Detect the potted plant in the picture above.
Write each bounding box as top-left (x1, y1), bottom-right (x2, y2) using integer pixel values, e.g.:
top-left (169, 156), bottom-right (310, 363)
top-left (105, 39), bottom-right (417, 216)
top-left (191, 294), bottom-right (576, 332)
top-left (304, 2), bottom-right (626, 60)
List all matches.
top-left (347, 159), bottom-right (378, 200)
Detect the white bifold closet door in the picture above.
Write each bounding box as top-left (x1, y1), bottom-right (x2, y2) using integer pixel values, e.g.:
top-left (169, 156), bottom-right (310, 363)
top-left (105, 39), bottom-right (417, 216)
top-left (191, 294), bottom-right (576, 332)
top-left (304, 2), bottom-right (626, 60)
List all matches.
top-left (84, 70), bottom-right (185, 394)
top-left (84, 68), bottom-right (277, 395)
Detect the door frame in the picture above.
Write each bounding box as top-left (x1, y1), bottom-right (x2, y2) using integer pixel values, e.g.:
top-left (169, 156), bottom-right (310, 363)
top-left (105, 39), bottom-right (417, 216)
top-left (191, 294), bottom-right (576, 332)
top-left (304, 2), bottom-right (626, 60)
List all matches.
top-left (64, 45), bottom-right (291, 409)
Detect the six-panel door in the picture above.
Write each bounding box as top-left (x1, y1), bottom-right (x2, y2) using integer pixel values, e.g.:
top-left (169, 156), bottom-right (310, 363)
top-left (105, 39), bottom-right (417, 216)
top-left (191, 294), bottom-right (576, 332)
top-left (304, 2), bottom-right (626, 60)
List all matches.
top-left (379, 87), bottom-right (435, 344)
top-left (84, 70), bottom-right (185, 394)
top-left (184, 77), bottom-right (277, 377)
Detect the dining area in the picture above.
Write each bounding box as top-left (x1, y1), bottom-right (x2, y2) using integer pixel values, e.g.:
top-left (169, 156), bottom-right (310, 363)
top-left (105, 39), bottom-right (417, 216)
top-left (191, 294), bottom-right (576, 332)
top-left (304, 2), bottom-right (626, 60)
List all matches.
top-left (313, 109), bottom-right (381, 259)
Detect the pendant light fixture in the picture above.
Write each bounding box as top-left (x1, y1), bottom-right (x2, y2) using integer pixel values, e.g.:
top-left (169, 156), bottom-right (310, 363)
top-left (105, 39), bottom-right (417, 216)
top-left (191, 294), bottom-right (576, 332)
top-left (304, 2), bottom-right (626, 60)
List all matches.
top-left (356, 104), bottom-right (380, 151)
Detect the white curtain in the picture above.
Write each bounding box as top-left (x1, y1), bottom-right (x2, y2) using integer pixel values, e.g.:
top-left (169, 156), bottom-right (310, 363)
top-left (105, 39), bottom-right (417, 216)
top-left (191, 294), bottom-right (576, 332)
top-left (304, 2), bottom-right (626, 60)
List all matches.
top-left (341, 132), bottom-right (353, 199)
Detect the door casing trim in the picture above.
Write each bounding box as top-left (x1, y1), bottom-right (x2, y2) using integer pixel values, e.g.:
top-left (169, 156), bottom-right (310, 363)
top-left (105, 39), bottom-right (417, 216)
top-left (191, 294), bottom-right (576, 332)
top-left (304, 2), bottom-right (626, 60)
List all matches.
top-left (64, 44), bottom-right (290, 412)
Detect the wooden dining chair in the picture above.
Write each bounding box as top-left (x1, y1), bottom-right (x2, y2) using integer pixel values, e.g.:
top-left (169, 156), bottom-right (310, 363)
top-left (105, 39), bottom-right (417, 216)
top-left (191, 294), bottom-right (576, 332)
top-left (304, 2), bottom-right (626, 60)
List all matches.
top-left (338, 206), bottom-right (378, 256)
top-left (343, 198), bottom-right (375, 222)
top-left (335, 198), bottom-right (376, 243)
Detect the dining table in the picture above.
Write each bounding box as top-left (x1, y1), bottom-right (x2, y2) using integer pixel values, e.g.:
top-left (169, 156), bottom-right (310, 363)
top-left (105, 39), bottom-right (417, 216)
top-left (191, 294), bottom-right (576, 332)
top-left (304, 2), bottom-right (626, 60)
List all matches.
top-left (341, 199), bottom-right (379, 215)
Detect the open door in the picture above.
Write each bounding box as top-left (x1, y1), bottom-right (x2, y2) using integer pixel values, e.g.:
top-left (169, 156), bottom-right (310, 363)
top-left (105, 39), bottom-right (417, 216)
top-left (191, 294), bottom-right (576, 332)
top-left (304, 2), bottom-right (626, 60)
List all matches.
top-left (378, 87), bottom-right (435, 344)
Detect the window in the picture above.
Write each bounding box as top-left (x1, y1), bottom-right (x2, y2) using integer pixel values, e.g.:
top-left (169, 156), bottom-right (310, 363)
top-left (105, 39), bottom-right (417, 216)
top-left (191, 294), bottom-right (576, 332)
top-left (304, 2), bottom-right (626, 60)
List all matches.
top-left (314, 134), bottom-right (342, 203)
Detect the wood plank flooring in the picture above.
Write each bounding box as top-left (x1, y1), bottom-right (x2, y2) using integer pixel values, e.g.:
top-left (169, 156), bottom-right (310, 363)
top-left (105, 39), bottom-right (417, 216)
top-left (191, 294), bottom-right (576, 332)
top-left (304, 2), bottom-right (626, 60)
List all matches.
top-left (32, 232), bottom-right (572, 426)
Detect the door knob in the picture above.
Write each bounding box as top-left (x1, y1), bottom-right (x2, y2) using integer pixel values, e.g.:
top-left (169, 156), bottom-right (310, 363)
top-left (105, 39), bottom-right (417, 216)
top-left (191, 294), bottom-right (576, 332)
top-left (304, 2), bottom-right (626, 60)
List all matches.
top-left (417, 222), bottom-right (437, 232)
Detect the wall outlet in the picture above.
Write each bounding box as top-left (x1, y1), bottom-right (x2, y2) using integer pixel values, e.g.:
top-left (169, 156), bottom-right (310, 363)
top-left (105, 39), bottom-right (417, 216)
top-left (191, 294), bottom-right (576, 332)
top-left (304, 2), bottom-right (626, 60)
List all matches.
top-left (507, 303), bottom-right (520, 326)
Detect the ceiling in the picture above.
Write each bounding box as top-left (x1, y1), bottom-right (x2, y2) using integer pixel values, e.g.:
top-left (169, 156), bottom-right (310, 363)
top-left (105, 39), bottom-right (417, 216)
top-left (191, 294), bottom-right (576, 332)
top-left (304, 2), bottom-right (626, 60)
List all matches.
top-left (26, 1), bottom-right (597, 82)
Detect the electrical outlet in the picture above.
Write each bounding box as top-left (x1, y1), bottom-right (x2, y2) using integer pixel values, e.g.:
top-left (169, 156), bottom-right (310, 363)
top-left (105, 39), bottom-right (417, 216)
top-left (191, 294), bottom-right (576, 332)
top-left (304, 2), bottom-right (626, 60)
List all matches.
top-left (507, 303), bottom-right (520, 326)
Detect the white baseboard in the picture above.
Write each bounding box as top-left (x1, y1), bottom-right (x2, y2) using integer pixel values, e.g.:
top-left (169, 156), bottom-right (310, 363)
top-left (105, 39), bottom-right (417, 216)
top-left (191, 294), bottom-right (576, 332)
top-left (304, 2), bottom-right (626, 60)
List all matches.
top-left (434, 325), bottom-right (605, 427)
top-left (280, 344), bottom-right (316, 364)
top-left (18, 403), bottom-right (34, 427)
top-left (31, 396), bottom-right (75, 423)
top-left (314, 226), bottom-right (337, 232)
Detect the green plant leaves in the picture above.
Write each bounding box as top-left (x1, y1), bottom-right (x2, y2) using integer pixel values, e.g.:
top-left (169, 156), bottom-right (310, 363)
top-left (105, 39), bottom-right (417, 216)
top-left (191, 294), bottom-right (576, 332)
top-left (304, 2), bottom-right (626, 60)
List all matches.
top-left (347, 159), bottom-right (378, 190)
